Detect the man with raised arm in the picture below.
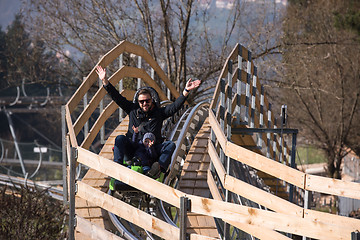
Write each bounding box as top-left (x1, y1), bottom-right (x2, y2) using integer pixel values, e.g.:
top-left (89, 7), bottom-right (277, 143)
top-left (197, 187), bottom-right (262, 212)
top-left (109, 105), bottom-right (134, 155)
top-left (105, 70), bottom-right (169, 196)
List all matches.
top-left (96, 65), bottom-right (201, 180)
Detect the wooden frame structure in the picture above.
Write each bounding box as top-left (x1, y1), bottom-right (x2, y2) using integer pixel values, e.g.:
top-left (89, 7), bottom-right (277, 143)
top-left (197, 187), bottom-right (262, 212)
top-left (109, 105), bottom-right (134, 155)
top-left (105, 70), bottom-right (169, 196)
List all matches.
top-left (64, 41), bottom-right (360, 239)
top-left (207, 43), bottom-right (360, 239)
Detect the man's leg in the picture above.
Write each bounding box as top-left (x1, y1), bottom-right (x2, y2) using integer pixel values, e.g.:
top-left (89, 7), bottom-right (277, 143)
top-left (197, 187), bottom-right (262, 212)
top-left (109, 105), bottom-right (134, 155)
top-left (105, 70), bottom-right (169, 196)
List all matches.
top-left (113, 135), bottom-right (134, 165)
top-left (156, 141), bottom-right (176, 172)
top-left (111, 135), bottom-right (136, 191)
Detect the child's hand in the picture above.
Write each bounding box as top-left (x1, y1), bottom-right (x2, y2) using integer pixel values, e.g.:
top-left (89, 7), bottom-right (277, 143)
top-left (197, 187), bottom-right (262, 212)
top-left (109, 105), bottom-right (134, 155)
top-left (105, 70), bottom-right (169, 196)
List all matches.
top-left (132, 125), bottom-right (139, 133)
top-left (148, 140), bottom-right (154, 148)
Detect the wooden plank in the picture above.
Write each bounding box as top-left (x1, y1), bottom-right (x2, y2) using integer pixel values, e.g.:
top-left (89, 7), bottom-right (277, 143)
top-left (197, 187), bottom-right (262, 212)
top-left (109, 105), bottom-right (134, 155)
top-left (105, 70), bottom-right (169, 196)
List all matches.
top-left (76, 210), bottom-right (125, 240)
top-left (306, 174), bottom-right (360, 200)
top-left (208, 110), bottom-right (226, 150)
top-left (76, 208), bottom-right (91, 217)
top-left (77, 147), bottom-right (184, 207)
top-left (190, 234), bottom-right (218, 240)
top-left (210, 44), bottom-right (240, 109)
top-left (206, 170), bottom-right (291, 240)
top-left (88, 218), bottom-right (106, 229)
top-left (189, 194), bottom-right (352, 240)
top-left (77, 181), bottom-right (180, 239)
top-left (65, 105), bottom-right (78, 147)
top-left (207, 140), bottom-right (225, 183)
top-left (77, 144), bottom-right (358, 239)
top-left (81, 101), bottom-right (118, 149)
top-left (67, 64), bottom-right (103, 113)
top-left (226, 141), bottom-right (305, 188)
top-left (74, 88), bottom-right (135, 137)
top-left (77, 182), bottom-right (217, 240)
top-left (224, 174), bottom-right (303, 217)
top-left (73, 87), bottom-right (107, 135)
top-left (123, 41), bottom-right (179, 100)
top-left (304, 209), bottom-right (360, 231)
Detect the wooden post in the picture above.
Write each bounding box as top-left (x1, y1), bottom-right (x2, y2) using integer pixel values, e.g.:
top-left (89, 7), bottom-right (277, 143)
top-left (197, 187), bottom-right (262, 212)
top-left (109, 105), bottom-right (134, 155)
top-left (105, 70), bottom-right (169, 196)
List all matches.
top-left (137, 56), bottom-right (142, 89)
top-left (250, 66), bottom-right (257, 128)
top-left (61, 106), bottom-right (68, 205)
top-left (266, 103), bottom-right (272, 158)
top-left (83, 77), bottom-right (89, 137)
top-left (244, 51), bottom-right (251, 124)
top-left (180, 196), bottom-right (191, 240)
top-left (351, 231), bottom-right (360, 240)
top-left (68, 147), bottom-right (77, 240)
top-left (235, 45), bottom-right (243, 125)
top-left (289, 132), bottom-right (297, 203)
top-left (119, 53), bottom-right (124, 122)
top-left (302, 190), bottom-right (312, 240)
top-left (224, 60), bottom-right (233, 240)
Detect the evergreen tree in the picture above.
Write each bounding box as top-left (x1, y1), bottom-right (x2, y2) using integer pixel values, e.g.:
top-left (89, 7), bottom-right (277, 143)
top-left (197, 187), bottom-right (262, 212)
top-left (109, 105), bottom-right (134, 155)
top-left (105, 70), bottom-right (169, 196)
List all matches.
top-left (1, 14), bottom-right (74, 93)
top-left (0, 27), bottom-right (7, 89)
top-left (334, 0), bottom-right (360, 37)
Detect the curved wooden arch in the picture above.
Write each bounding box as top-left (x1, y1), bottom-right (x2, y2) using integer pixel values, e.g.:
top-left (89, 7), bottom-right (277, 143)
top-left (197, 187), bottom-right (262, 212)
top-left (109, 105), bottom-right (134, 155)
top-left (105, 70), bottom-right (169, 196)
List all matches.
top-left (65, 41), bottom-right (181, 149)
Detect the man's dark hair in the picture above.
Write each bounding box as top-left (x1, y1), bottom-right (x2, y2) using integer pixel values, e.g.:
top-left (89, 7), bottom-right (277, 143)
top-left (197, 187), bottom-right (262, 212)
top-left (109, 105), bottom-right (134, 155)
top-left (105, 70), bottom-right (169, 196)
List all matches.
top-left (138, 88), bottom-right (152, 98)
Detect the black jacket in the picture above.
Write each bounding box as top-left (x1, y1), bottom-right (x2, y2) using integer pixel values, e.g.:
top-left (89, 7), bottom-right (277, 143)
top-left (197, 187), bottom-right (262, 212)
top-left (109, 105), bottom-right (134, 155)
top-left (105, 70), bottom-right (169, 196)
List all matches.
top-left (104, 83), bottom-right (187, 142)
top-left (132, 131), bottom-right (158, 167)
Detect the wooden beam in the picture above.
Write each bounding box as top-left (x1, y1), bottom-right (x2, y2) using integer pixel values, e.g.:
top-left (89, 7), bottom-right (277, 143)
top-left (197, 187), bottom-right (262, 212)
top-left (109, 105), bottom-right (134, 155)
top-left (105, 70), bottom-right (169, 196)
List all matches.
top-left (66, 65), bottom-right (101, 113)
top-left (65, 105), bottom-right (78, 147)
top-left (76, 215), bottom-right (125, 240)
top-left (76, 147), bottom-right (184, 207)
top-left (73, 87), bottom-right (108, 135)
top-left (189, 194), bottom-right (353, 240)
top-left (305, 174), bottom-right (360, 200)
top-left (67, 40), bottom-right (180, 112)
top-left (76, 181), bottom-right (179, 239)
top-left (210, 44), bottom-right (240, 109)
top-left (304, 209), bottom-right (360, 231)
top-left (80, 89), bottom-right (135, 149)
top-left (76, 147), bottom-right (359, 239)
top-left (226, 141), bottom-right (305, 188)
top-left (80, 101), bottom-right (119, 149)
top-left (224, 174), bottom-right (303, 217)
top-left (208, 138), bottom-right (307, 218)
top-left (207, 141), bottom-right (226, 183)
top-left (207, 169), bottom-right (293, 240)
top-left (77, 182), bottom-right (217, 240)
top-left (208, 109), bottom-right (227, 150)
top-left (122, 41), bottom-right (179, 99)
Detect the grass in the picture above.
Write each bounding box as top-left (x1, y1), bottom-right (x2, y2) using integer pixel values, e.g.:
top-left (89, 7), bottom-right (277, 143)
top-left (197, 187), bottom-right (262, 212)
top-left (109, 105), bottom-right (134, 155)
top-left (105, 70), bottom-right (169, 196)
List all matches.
top-left (296, 146), bottom-right (327, 165)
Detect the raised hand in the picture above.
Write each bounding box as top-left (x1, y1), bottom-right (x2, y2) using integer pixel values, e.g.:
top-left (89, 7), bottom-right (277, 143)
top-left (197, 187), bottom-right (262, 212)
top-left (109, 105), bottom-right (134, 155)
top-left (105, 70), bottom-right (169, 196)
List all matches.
top-left (95, 65), bottom-right (108, 86)
top-left (185, 78), bottom-right (201, 91)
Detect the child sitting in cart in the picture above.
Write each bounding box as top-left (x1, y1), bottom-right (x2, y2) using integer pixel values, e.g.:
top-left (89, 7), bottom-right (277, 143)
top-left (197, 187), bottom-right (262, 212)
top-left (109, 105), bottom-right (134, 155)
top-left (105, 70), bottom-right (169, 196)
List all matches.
top-left (129, 126), bottom-right (161, 179)
top-left (109, 127), bottom-right (163, 192)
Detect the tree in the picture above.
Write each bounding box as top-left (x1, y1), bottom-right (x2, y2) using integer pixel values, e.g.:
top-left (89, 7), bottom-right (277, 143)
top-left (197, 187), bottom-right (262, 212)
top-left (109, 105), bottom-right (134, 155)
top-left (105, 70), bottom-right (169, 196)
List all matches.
top-left (0, 14), bottom-right (77, 146)
top-left (0, 184), bottom-right (66, 239)
top-left (278, 0), bottom-right (360, 178)
top-left (24, 0), bottom-right (285, 104)
top-left (0, 14), bottom-right (76, 92)
top-left (334, 0), bottom-right (360, 37)
top-left (0, 27), bottom-right (7, 89)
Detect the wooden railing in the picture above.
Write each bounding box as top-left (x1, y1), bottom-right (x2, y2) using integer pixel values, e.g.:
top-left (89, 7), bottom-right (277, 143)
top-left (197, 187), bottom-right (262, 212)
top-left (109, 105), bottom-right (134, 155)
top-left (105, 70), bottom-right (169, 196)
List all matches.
top-left (65, 42), bottom-right (360, 239)
top-left (209, 43), bottom-right (304, 205)
top-left (69, 145), bottom-right (360, 240)
top-left (207, 43), bottom-right (360, 239)
top-left (210, 43), bottom-right (294, 164)
top-left (65, 41), bottom-right (181, 149)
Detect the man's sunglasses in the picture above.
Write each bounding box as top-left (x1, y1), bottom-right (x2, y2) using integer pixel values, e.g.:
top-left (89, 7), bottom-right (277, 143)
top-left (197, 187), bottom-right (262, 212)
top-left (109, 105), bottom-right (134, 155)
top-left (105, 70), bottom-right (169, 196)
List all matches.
top-left (138, 99), bottom-right (151, 104)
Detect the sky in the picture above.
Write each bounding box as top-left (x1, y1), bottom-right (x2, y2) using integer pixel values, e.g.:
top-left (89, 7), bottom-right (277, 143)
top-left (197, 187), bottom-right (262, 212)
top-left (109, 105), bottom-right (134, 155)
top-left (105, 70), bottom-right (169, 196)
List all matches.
top-left (0, 0), bottom-right (22, 30)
